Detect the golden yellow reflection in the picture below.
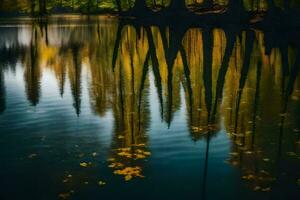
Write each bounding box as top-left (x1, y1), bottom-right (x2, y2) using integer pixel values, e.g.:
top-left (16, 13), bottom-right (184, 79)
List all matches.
top-left (0, 19), bottom-right (299, 187)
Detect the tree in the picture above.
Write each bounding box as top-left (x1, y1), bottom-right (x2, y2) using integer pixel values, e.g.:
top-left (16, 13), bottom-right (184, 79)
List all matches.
top-left (169, 0), bottom-right (188, 12)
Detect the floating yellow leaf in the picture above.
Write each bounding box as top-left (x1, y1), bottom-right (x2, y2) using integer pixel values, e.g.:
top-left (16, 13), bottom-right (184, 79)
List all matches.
top-left (108, 162), bottom-right (124, 168)
top-left (261, 187), bottom-right (271, 192)
top-left (92, 152), bottom-right (98, 157)
top-left (98, 181), bottom-right (106, 186)
top-left (80, 162), bottom-right (88, 167)
top-left (58, 193), bottom-right (70, 199)
top-left (253, 186), bottom-right (261, 191)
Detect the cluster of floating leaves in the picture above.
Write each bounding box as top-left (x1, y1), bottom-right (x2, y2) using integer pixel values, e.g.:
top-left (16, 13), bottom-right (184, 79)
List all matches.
top-left (114, 166), bottom-right (144, 181)
top-left (115, 147), bottom-right (151, 160)
top-left (57, 151), bottom-right (107, 199)
top-left (226, 148), bottom-right (277, 192)
top-left (107, 144), bottom-right (151, 181)
top-left (191, 124), bottom-right (218, 134)
top-left (241, 170), bottom-right (275, 192)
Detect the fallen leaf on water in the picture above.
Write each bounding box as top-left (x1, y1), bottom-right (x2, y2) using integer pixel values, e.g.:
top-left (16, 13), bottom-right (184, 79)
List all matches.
top-left (78, 153), bottom-right (85, 158)
top-left (229, 152), bottom-right (239, 156)
top-left (261, 187), bottom-right (271, 192)
top-left (287, 152), bottom-right (297, 157)
top-left (279, 113), bottom-right (287, 117)
top-left (263, 158), bottom-right (270, 162)
top-left (293, 128), bottom-right (300, 133)
top-left (108, 162), bottom-right (124, 168)
top-left (98, 181), bottom-right (106, 186)
top-left (242, 174), bottom-right (255, 180)
top-left (114, 167), bottom-right (145, 181)
top-left (253, 186), bottom-right (261, 191)
top-left (28, 154), bottom-right (37, 159)
top-left (92, 152), bottom-right (98, 157)
top-left (244, 151), bottom-right (254, 155)
top-left (125, 175), bottom-right (132, 181)
top-left (297, 179), bottom-right (300, 186)
top-left (80, 162), bottom-right (88, 167)
top-left (58, 193), bottom-right (70, 199)
top-left (132, 143), bottom-right (146, 147)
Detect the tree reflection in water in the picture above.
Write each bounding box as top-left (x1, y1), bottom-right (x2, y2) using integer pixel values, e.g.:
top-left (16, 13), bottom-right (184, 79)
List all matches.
top-left (0, 16), bottom-right (299, 197)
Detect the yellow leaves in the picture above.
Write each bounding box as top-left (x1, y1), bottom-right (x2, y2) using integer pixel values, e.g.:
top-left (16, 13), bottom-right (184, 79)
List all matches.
top-left (253, 186), bottom-right (272, 192)
top-left (92, 152), bottom-right (98, 157)
top-left (191, 124), bottom-right (218, 133)
top-left (117, 151), bottom-right (132, 158)
top-left (117, 135), bottom-right (125, 139)
top-left (293, 128), bottom-right (300, 133)
top-left (192, 126), bottom-right (203, 132)
top-left (62, 174), bottom-right (73, 183)
top-left (244, 151), bottom-right (254, 155)
top-left (229, 152), bottom-right (239, 156)
top-left (80, 162), bottom-right (88, 167)
top-left (261, 187), bottom-right (271, 192)
top-left (58, 193), bottom-right (70, 199)
top-left (108, 162), bottom-right (124, 168)
top-left (79, 162), bottom-right (92, 167)
top-left (115, 147), bottom-right (151, 160)
top-left (286, 152), bottom-right (297, 157)
top-left (107, 158), bottom-right (115, 162)
top-left (98, 181), bottom-right (106, 186)
top-left (132, 143), bottom-right (146, 147)
top-left (242, 174), bottom-right (255, 180)
top-left (114, 167), bottom-right (144, 181)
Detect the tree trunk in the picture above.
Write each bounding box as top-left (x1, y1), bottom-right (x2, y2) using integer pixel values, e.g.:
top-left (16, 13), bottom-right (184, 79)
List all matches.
top-left (283, 0), bottom-right (290, 10)
top-left (169, 0), bottom-right (187, 12)
top-left (38, 0), bottom-right (46, 16)
top-left (227, 0), bottom-right (245, 19)
top-left (132, 0), bottom-right (148, 13)
top-left (31, 0), bottom-right (36, 16)
top-left (266, 0), bottom-right (276, 11)
top-left (202, 0), bottom-right (213, 7)
top-left (115, 0), bottom-right (122, 13)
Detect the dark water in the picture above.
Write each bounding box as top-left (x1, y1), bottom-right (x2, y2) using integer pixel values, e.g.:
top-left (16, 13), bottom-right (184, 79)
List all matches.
top-left (0, 16), bottom-right (299, 200)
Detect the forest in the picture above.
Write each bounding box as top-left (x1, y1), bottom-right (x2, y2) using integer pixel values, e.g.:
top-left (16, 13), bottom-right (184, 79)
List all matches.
top-left (0, 0), bottom-right (299, 28)
top-left (0, 0), bottom-right (299, 20)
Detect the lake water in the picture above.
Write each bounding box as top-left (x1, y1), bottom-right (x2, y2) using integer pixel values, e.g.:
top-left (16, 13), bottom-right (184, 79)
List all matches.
top-left (0, 16), bottom-right (299, 200)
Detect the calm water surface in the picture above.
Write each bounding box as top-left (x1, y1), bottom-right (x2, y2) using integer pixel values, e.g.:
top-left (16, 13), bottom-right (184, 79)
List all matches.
top-left (0, 16), bottom-right (299, 200)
